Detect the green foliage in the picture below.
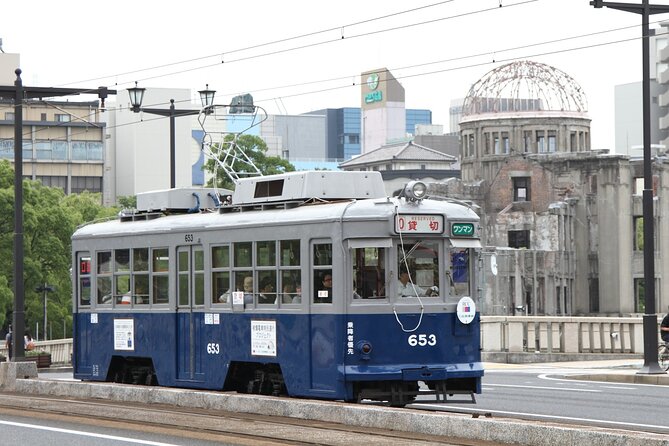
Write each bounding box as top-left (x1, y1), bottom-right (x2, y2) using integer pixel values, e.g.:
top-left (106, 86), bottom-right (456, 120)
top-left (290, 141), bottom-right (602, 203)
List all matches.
top-left (0, 161), bottom-right (119, 338)
top-left (204, 134), bottom-right (295, 190)
top-left (117, 195), bottom-right (137, 209)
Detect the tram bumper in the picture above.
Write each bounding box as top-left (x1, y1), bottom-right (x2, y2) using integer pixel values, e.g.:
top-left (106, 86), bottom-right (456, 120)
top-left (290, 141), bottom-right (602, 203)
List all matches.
top-left (345, 362), bottom-right (483, 382)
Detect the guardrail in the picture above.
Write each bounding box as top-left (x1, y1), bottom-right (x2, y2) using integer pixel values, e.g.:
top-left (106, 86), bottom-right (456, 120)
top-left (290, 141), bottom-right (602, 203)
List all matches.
top-left (0, 316), bottom-right (661, 365)
top-left (0, 339), bottom-right (72, 364)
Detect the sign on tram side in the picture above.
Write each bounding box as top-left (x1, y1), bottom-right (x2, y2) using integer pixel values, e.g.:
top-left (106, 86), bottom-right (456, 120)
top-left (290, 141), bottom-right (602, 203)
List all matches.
top-left (450, 222), bottom-right (475, 237)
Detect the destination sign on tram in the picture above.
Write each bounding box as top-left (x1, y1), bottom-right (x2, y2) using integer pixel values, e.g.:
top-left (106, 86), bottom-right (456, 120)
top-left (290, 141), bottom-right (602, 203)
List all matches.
top-left (395, 214), bottom-right (444, 234)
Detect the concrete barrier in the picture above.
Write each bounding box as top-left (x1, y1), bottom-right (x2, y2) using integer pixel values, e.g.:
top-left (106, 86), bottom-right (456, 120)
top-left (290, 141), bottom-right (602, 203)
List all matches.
top-left (4, 377), bottom-right (667, 446)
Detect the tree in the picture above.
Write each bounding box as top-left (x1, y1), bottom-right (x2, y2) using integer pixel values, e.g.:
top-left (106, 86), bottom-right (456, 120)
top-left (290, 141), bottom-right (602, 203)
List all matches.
top-left (204, 134), bottom-right (295, 190)
top-left (0, 161), bottom-right (119, 338)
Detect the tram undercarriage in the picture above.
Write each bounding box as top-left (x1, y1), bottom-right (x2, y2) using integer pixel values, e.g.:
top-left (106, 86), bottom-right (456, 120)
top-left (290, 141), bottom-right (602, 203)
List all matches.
top-left (354, 378), bottom-right (477, 407)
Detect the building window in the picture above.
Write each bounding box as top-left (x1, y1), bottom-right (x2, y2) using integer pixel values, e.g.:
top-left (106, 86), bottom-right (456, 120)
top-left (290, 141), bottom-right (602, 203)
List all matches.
top-left (36, 176), bottom-right (67, 190)
top-left (508, 230), bottom-right (530, 249)
top-left (501, 132), bottom-right (510, 154)
top-left (512, 177), bottom-right (531, 201)
top-left (55, 114), bottom-right (70, 123)
top-left (41, 113), bottom-right (47, 121)
top-left (547, 130), bottom-right (556, 152)
top-left (71, 176), bottom-right (102, 194)
top-left (5, 112), bottom-right (14, 121)
top-left (523, 131), bottom-right (532, 152)
top-left (633, 217), bottom-right (644, 251)
top-left (634, 278), bottom-right (645, 313)
top-left (536, 131), bottom-right (546, 153)
top-left (493, 133), bottom-right (500, 154)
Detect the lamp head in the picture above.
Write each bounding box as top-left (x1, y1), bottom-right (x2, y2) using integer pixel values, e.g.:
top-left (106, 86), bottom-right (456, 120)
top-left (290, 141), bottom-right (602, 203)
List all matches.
top-left (127, 81), bottom-right (146, 112)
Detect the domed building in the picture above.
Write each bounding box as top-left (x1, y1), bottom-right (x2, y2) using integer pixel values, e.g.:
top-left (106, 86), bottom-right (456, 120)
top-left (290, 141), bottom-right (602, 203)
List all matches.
top-left (460, 60), bottom-right (591, 182)
top-left (434, 60), bottom-right (669, 319)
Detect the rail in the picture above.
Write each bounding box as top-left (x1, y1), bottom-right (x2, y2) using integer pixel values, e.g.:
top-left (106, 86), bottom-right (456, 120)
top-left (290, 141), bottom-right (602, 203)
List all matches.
top-left (0, 316), bottom-right (662, 365)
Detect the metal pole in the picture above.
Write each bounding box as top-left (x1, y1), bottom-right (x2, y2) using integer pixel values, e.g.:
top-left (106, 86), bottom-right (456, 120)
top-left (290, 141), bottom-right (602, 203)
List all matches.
top-left (591, 0), bottom-right (669, 375)
top-left (12, 68), bottom-right (25, 361)
top-left (169, 99), bottom-right (176, 189)
top-left (639, 0), bottom-right (662, 374)
top-left (43, 283), bottom-right (47, 342)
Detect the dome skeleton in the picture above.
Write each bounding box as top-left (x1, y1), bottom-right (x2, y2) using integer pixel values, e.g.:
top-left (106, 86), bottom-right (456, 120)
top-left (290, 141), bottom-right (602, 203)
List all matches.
top-left (462, 60), bottom-right (588, 117)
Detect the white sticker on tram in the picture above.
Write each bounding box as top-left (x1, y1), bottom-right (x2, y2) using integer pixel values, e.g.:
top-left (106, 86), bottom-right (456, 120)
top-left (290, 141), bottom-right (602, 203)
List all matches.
top-left (0, 419), bottom-right (181, 445)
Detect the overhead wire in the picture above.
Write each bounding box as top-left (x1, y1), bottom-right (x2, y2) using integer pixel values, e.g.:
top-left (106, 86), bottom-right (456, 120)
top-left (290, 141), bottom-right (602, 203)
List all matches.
top-left (3, 2), bottom-right (663, 143)
top-left (9, 25), bottom-right (663, 144)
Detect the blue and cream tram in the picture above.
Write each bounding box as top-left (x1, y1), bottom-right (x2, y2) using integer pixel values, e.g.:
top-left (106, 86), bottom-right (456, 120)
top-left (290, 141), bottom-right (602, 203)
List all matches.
top-left (72, 171), bottom-right (483, 406)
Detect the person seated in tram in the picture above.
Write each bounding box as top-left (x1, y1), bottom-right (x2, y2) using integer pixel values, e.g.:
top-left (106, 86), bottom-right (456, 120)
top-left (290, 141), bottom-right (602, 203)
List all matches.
top-left (258, 277), bottom-right (275, 304)
top-left (314, 272), bottom-right (332, 303)
top-left (292, 284), bottom-right (302, 304)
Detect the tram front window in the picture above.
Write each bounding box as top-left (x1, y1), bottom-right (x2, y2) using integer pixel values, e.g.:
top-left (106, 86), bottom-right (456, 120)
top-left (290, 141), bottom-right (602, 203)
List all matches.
top-left (397, 240), bottom-right (439, 298)
top-left (448, 247), bottom-right (471, 297)
top-left (352, 247), bottom-right (386, 299)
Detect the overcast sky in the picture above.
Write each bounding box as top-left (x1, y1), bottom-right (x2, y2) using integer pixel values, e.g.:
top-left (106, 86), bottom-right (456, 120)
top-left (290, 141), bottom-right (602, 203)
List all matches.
top-left (2, 0), bottom-right (666, 151)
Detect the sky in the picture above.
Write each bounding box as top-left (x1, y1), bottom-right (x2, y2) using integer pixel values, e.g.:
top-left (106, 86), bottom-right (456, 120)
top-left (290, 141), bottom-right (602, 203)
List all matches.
top-left (1, 0), bottom-right (666, 152)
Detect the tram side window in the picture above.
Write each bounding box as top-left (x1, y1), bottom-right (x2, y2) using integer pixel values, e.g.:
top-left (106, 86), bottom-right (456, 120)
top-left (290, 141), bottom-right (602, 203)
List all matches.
top-left (194, 248), bottom-right (204, 306)
top-left (256, 241), bottom-right (277, 304)
top-left (448, 247), bottom-right (471, 298)
top-left (397, 240), bottom-right (440, 298)
top-left (152, 248), bottom-right (169, 304)
top-left (280, 240), bottom-right (301, 304)
top-left (133, 248), bottom-right (149, 305)
top-left (313, 243), bottom-right (333, 304)
top-left (234, 242), bottom-right (254, 305)
top-left (212, 245), bottom-right (230, 304)
top-left (178, 250), bottom-right (189, 306)
top-left (97, 251), bottom-right (112, 305)
top-left (115, 249), bottom-right (131, 305)
top-left (78, 254), bottom-right (91, 306)
top-left (352, 247), bottom-right (387, 299)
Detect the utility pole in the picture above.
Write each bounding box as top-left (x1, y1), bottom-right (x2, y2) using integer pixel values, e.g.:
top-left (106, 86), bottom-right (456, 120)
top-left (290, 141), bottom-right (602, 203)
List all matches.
top-left (0, 69), bottom-right (114, 361)
top-left (590, 0), bottom-right (669, 374)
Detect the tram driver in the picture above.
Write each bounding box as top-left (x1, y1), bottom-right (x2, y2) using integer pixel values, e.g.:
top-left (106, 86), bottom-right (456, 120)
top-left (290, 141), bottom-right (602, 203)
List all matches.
top-left (397, 268), bottom-right (437, 297)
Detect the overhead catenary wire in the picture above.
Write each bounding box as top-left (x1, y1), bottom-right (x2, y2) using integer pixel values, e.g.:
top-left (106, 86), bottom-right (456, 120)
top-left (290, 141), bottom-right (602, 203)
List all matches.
top-left (2, 2), bottom-right (663, 143)
top-left (3, 26), bottom-right (659, 145)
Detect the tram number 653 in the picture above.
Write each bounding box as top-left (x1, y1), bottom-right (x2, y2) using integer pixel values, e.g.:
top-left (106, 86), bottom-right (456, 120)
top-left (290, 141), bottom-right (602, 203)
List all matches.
top-left (407, 334), bottom-right (437, 347)
top-left (206, 343), bottom-right (220, 354)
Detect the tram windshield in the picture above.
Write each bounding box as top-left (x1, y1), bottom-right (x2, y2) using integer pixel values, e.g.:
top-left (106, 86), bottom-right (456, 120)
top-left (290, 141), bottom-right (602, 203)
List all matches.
top-left (397, 240), bottom-right (439, 298)
top-left (447, 246), bottom-right (471, 298)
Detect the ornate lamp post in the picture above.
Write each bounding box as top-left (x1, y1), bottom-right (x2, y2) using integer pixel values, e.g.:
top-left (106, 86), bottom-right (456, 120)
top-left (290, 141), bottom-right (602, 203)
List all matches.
top-left (127, 83), bottom-right (216, 189)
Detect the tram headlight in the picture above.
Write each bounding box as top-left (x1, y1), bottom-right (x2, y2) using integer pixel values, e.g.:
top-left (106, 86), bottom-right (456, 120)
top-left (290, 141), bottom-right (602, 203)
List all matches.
top-left (404, 181), bottom-right (427, 201)
top-left (357, 340), bottom-right (373, 360)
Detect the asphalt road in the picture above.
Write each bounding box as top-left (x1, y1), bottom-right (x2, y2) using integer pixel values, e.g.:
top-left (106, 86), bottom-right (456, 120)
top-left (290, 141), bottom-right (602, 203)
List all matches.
top-left (413, 365), bottom-right (669, 435)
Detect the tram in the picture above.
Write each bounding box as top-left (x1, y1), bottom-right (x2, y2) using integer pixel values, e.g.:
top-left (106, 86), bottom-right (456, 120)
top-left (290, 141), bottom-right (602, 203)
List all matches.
top-left (72, 171), bottom-right (483, 406)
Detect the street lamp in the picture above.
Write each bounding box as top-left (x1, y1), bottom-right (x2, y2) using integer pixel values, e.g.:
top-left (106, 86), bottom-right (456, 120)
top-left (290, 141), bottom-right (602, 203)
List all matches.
top-left (0, 69), bottom-right (114, 362)
top-left (591, 0), bottom-right (669, 375)
top-left (127, 83), bottom-right (216, 189)
top-left (35, 284), bottom-right (54, 341)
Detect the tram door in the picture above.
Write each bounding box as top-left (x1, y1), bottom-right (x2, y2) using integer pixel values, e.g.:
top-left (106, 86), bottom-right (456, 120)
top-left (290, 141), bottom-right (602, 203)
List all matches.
top-left (309, 241), bottom-right (337, 393)
top-left (176, 245), bottom-right (205, 382)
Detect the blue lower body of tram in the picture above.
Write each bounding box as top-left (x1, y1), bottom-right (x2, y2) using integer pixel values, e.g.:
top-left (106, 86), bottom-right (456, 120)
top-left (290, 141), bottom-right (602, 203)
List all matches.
top-left (74, 310), bottom-right (482, 405)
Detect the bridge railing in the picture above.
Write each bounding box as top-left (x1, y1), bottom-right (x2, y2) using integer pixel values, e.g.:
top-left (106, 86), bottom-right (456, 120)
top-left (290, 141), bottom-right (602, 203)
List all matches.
top-left (480, 316), bottom-right (657, 354)
top-left (0, 339), bottom-right (72, 364)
